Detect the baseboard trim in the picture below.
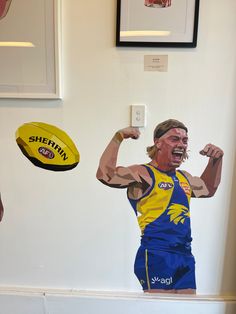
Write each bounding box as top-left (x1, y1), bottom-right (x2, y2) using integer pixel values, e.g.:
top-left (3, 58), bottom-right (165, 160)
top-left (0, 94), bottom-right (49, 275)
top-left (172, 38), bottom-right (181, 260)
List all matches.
top-left (0, 286), bottom-right (235, 302)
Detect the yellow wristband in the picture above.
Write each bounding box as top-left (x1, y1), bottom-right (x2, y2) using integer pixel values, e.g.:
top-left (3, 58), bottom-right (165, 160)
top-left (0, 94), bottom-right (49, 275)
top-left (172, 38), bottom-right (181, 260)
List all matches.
top-left (113, 132), bottom-right (124, 144)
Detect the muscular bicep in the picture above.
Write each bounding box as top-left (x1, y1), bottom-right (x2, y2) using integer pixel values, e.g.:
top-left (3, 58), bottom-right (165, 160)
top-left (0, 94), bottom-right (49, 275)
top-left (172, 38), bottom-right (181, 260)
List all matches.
top-left (182, 170), bottom-right (210, 198)
top-left (97, 165), bottom-right (152, 189)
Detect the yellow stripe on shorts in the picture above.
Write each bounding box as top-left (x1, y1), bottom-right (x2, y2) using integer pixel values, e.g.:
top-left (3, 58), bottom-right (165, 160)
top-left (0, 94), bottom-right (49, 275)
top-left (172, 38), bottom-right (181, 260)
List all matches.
top-left (145, 249), bottom-right (151, 290)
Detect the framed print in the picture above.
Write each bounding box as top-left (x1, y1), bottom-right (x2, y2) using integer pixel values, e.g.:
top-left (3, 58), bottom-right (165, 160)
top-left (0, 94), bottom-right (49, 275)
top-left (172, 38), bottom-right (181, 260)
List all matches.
top-left (0, 0), bottom-right (61, 99)
top-left (116, 0), bottom-right (200, 48)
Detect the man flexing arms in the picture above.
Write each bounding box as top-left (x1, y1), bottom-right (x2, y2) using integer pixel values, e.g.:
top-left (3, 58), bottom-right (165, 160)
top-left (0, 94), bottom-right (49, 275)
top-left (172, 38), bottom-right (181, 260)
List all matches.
top-left (96, 119), bottom-right (223, 293)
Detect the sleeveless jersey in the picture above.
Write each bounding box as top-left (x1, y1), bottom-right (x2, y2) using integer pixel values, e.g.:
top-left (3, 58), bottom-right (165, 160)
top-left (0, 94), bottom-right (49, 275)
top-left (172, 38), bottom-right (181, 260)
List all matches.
top-left (128, 164), bottom-right (192, 253)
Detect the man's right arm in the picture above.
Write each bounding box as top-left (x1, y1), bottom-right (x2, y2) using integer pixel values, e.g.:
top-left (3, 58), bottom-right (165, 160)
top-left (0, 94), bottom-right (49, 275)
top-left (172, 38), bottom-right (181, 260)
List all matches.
top-left (96, 127), bottom-right (151, 189)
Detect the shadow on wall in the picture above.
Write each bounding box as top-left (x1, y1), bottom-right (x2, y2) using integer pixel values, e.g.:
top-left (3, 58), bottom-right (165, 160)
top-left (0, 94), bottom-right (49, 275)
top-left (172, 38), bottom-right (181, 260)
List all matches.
top-left (221, 151), bottom-right (236, 296)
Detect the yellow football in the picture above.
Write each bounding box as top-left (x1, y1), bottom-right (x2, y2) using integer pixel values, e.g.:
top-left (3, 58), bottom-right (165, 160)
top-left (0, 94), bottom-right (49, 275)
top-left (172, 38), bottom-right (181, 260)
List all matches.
top-left (16, 122), bottom-right (80, 171)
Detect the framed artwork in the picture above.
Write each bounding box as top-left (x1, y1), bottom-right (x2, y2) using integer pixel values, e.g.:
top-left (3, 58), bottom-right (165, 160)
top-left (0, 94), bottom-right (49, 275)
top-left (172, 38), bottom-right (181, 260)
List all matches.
top-left (116, 0), bottom-right (200, 48)
top-left (0, 0), bottom-right (61, 99)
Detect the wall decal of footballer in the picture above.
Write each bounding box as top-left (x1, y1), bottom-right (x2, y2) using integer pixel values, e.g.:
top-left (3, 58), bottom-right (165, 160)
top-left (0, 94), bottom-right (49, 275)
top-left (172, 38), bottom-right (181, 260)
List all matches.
top-left (96, 119), bottom-right (223, 294)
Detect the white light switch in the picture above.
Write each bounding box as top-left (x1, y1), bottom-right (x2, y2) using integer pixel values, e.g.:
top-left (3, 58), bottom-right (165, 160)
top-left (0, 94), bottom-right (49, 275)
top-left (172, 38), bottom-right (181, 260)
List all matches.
top-left (131, 105), bottom-right (146, 127)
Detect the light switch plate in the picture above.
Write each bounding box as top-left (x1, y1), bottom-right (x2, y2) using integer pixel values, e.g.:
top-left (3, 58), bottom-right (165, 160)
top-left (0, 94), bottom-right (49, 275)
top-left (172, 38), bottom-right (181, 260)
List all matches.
top-left (131, 105), bottom-right (146, 127)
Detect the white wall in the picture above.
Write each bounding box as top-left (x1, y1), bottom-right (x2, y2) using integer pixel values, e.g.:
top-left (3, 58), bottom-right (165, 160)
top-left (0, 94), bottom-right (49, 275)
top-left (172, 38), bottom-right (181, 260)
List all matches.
top-left (0, 0), bottom-right (236, 312)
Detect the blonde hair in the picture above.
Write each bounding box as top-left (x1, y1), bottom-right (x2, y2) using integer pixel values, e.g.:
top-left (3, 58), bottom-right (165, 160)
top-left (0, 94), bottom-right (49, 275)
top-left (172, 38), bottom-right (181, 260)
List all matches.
top-left (146, 145), bottom-right (158, 159)
top-left (153, 119), bottom-right (188, 139)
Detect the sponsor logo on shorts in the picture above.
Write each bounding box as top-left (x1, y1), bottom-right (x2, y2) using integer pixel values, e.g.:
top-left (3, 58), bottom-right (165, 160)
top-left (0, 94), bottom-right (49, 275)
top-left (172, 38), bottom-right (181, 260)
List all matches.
top-left (158, 182), bottom-right (173, 190)
top-left (38, 147), bottom-right (55, 159)
top-left (151, 276), bottom-right (173, 286)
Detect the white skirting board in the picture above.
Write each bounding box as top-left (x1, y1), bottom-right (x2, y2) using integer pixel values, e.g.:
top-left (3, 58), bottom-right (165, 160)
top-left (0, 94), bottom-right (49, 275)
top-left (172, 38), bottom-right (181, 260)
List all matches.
top-left (0, 287), bottom-right (235, 314)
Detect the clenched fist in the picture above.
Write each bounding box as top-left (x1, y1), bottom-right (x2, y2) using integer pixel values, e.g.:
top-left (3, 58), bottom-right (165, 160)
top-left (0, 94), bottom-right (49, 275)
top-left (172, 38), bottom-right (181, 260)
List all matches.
top-left (200, 144), bottom-right (223, 160)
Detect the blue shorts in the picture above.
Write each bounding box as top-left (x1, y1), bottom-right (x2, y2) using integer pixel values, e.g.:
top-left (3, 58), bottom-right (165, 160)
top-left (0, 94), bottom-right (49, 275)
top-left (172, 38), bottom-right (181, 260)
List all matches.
top-left (134, 246), bottom-right (196, 291)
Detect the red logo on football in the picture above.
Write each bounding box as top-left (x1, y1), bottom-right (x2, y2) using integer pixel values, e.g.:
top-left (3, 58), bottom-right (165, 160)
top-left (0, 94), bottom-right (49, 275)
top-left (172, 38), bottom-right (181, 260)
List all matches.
top-left (38, 147), bottom-right (55, 159)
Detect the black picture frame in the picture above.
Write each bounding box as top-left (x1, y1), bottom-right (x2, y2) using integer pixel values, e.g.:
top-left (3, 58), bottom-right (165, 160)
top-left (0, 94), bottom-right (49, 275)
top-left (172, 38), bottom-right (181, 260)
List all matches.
top-left (116, 0), bottom-right (200, 48)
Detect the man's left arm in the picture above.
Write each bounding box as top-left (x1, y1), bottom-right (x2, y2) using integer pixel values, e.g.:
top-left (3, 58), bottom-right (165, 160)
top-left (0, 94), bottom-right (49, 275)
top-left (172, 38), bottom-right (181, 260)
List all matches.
top-left (199, 144), bottom-right (223, 197)
top-left (182, 144), bottom-right (223, 198)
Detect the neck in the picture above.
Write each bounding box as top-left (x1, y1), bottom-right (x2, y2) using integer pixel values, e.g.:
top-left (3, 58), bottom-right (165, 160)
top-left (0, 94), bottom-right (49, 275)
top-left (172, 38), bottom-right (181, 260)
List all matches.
top-left (149, 160), bottom-right (176, 173)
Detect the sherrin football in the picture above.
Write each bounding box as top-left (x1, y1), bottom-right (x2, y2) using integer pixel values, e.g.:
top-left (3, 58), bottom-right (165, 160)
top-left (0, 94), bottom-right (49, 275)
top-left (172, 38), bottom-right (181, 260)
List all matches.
top-left (16, 122), bottom-right (80, 171)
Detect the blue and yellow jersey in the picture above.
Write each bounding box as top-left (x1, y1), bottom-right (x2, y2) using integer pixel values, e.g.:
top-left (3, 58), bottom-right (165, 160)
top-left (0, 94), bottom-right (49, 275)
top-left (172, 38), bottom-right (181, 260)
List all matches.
top-left (128, 164), bottom-right (192, 253)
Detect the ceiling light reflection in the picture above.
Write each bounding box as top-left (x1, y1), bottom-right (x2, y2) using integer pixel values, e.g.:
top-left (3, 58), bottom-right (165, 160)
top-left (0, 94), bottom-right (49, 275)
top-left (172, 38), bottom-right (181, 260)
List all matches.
top-left (0, 42), bottom-right (35, 47)
top-left (120, 31), bottom-right (170, 37)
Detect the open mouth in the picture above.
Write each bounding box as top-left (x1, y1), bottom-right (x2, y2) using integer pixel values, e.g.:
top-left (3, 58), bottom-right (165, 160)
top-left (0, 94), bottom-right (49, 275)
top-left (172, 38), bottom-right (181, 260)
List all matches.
top-left (172, 149), bottom-right (184, 162)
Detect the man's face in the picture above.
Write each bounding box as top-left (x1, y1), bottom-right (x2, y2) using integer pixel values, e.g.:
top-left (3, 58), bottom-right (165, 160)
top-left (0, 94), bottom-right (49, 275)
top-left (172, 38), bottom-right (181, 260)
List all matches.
top-left (155, 128), bottom-right (188, 171)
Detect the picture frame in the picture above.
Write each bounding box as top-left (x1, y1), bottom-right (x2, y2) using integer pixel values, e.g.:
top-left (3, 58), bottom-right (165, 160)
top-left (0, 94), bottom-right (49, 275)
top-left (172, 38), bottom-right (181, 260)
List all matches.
top-left (116, 0), bottom-right (200, 48)
top-left (0, 0), bottom-right (61, 99)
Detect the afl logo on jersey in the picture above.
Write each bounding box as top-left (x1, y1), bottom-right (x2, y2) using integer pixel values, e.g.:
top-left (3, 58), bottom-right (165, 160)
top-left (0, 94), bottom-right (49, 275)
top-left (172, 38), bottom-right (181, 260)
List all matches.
top-left (158, 182), bottom-right (173, 190)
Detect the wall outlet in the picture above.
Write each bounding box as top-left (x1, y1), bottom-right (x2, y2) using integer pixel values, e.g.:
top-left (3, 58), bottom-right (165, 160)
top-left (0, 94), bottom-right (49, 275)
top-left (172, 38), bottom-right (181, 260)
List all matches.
top-left (131, 105), bottom-right (146, 127)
